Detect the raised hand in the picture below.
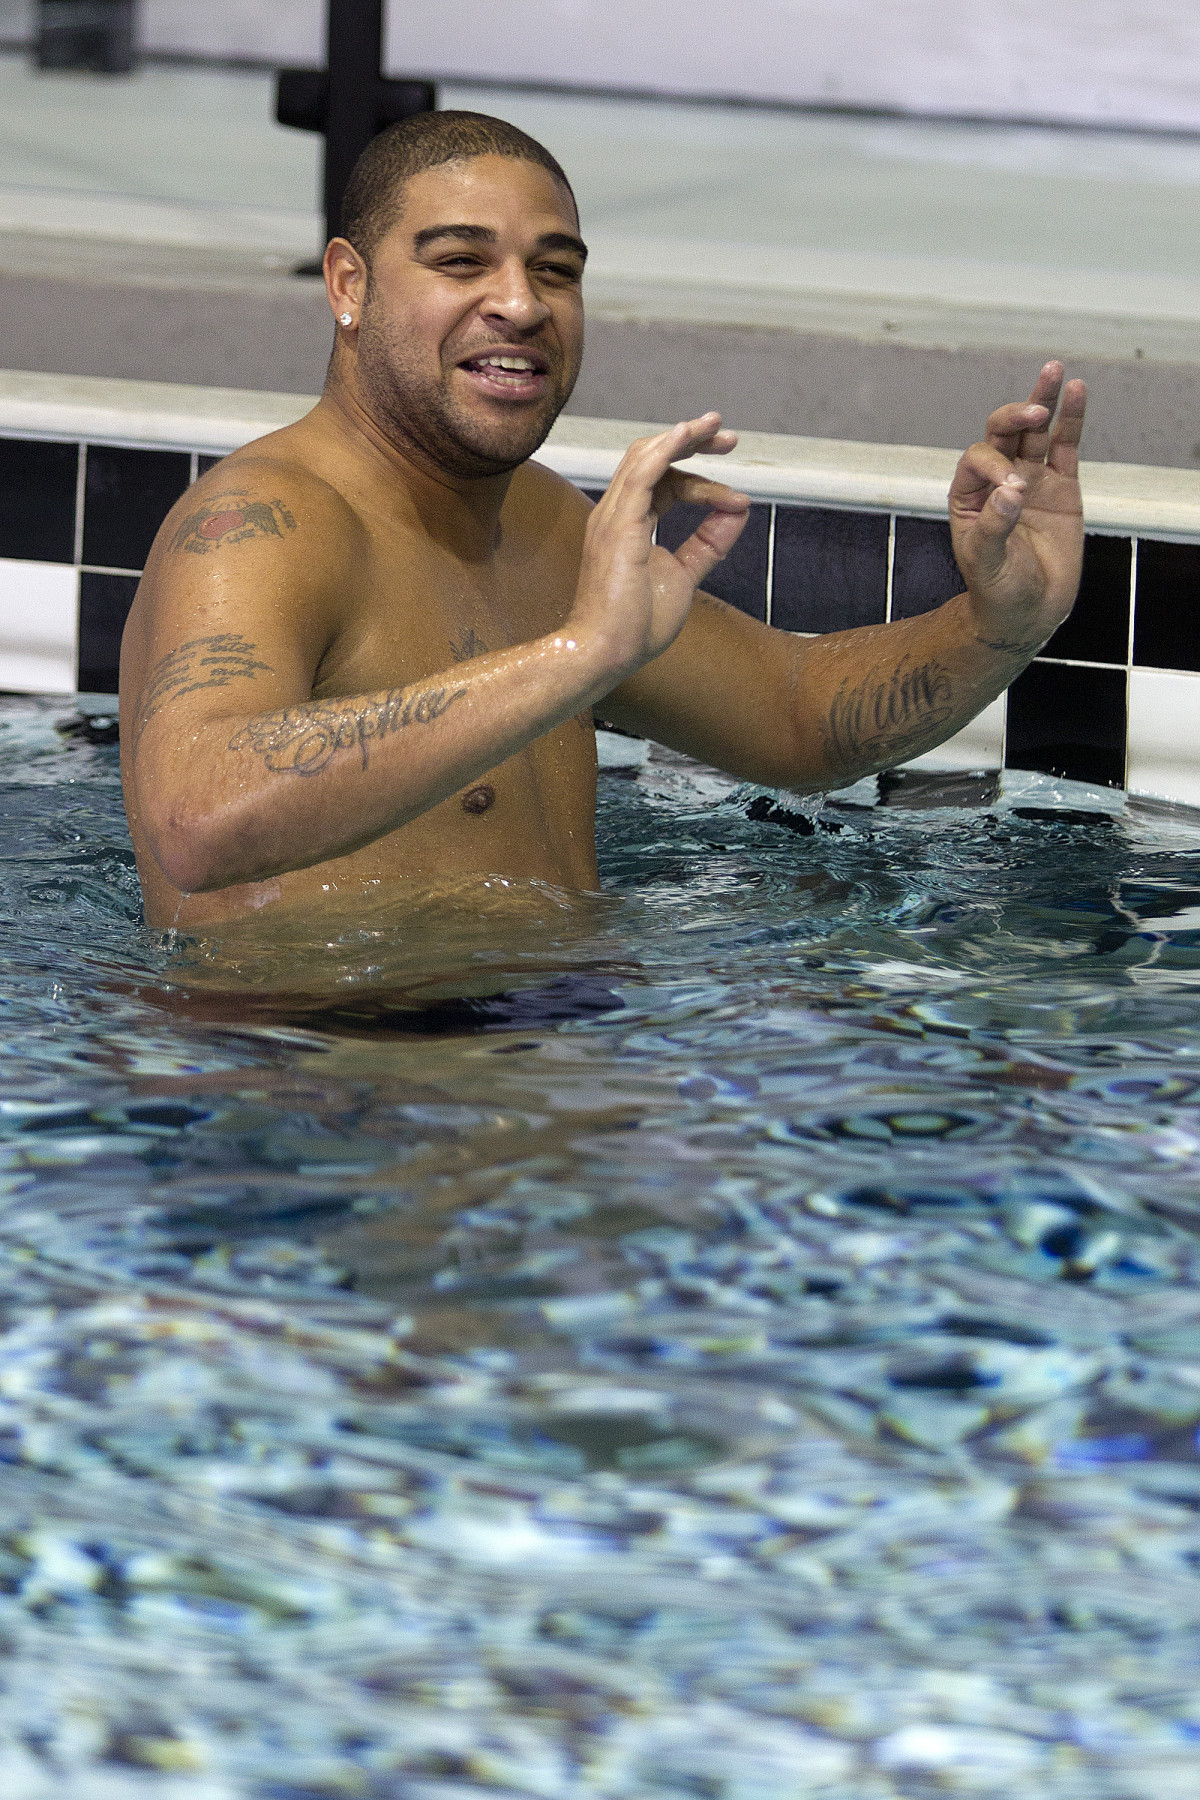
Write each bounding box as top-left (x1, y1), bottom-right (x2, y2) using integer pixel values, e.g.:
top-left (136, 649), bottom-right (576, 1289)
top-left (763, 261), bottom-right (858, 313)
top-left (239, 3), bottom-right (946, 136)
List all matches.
top-left (568, 412), bottom-right (750, 676)
top-left (947, 361), bottom-right (1087, 652)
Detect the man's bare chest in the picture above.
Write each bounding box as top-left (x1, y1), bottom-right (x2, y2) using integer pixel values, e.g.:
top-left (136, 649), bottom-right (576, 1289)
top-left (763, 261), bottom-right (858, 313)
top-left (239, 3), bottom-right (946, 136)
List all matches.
top-left (311, 532), bottom-right (566, 698)
top-left (299, 527), bottom-right (597, 847)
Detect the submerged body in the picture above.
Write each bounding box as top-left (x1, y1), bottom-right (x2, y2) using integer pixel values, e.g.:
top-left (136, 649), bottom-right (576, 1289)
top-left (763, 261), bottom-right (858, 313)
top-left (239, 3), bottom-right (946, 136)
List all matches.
top-left (120, 118), bottom-right (1088, 930)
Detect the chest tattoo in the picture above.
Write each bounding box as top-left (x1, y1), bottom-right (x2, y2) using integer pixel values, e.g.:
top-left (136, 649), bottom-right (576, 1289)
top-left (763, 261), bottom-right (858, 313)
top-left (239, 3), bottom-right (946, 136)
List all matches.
top-left (450, 628), bottom-right (489, 663)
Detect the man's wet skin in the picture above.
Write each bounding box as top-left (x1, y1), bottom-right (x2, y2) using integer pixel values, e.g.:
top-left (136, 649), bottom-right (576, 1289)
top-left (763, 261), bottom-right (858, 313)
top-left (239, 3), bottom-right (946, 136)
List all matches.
top-left (121, 131), bottom-right (1089, 935)
top-left (122, 155), bottom-right (609, 928)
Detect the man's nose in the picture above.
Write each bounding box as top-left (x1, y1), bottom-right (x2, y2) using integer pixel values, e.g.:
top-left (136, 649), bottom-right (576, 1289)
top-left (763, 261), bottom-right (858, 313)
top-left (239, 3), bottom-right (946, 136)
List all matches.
top-left (480, 258), bottom-right (551, 329)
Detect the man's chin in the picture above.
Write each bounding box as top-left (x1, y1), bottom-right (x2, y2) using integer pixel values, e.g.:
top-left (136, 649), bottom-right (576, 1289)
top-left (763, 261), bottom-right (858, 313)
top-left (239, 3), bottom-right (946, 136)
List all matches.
top-left (442, 400), bottom-right (563, 478)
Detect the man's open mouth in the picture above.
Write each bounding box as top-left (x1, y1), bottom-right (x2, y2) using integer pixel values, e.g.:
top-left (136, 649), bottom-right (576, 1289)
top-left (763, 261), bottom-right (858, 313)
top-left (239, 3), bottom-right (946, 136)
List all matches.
top-left (458, 351), bottom-right (550, 399)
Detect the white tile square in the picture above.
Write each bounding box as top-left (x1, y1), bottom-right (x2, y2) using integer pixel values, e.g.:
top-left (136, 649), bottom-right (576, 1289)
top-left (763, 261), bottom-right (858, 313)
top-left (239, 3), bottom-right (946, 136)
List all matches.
top-left (0, 559), bottom-right (79, 695)
top-left (903, 693), bottom-right (1006, 771)
top-left (1127, 668), bottom-right (1200, 806)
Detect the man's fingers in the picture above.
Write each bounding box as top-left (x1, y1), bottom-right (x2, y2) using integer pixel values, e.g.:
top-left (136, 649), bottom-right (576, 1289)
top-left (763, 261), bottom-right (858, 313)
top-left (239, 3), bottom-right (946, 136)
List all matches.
top-left (1026, 360), bottom-right (1065, 407)
top-left (983, 360), bottom-right (1064, 463)
top-left (678, 424), bottom-right (739, 458)
top-left (660, 506), bottom-right (749, 587)
top-left (985, 401), bottom-right (1050, 449)
top-left (1019, 361), bottom-right (1065, 464)
top-left (950, 442), bottom-right (1025, 514)
top-left (644, 413), bottom-right (732, 472)
top-left (1047, 377), bottom-right (1087, 474)
top-left (656, 471), bottom-right (751, 517)
top-left (952, 470), bottom-right (1026, 589)
top-left (606, 414), bottom-right (738, 512)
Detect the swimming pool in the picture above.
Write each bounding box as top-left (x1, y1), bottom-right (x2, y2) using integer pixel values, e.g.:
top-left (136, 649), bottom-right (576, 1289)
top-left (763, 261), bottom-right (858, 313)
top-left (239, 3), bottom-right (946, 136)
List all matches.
top-left (1, 692), bottom-right (1200, 1796)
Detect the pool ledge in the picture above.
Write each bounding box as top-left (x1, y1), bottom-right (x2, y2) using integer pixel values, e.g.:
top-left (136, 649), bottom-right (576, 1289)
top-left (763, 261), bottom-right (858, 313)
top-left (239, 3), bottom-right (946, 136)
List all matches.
top-left (4, 370), bottom-right (1200, 537)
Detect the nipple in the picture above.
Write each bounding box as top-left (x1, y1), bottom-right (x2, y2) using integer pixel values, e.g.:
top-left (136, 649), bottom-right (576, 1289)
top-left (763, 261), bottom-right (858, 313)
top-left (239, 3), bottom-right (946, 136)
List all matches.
top-left (462, 784), bottom-right (495, 815)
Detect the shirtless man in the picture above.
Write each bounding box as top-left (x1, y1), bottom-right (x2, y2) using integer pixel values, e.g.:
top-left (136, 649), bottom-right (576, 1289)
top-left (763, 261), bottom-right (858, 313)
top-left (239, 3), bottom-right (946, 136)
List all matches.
top-left (120, 111), bottom-right (1088, 932)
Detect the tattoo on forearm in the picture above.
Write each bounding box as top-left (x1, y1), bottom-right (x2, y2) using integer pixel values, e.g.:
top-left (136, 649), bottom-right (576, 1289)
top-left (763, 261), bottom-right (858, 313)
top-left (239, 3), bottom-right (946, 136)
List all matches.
top-left (824, 657), bottom-right (955, 773)
top-left (974, 630), bottom-right (1049, 658)
top-left (228, 686), bottom-right (467, 776)
top-left (134, 633), bottom-right (274, 748)
top-left (169, 492), bottom-right (296, 556)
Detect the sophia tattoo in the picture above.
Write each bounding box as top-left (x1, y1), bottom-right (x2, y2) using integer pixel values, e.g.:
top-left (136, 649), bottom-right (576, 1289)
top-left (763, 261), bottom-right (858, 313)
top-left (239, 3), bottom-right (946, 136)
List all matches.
top-left (170, 492), bottom-right (296, 556)
top-left (228, 685), bottom-right (467, 775)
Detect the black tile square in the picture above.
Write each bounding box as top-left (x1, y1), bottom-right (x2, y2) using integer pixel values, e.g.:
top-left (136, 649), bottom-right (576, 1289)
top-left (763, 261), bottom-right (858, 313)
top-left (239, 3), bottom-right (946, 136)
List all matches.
top-left (78, 571), bottom-right (139, 694)
top-left (771, 504), bottom-right (889, 633)
top-left (655, 499), bottom-right (770, 621)
top-left (1132, 538), bottom-right (1200, 672)
top-left (1005, 662), bottom-right (1126, 788)
top-left (0, 436), bottom-right (79, 563)
top-left (891, 516), bottom-right (963, 620)
top-left (197, 454), bottom-right (224, 477)
top-left (1041, 535), bottom-right (1131, 664)
top-left (81, 445), bottom-right (191, 572)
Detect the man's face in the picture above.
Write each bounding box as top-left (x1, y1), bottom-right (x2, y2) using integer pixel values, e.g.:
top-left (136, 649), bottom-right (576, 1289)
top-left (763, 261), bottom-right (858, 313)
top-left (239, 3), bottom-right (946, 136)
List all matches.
top-left (353, 155), bottom-right (586, 480)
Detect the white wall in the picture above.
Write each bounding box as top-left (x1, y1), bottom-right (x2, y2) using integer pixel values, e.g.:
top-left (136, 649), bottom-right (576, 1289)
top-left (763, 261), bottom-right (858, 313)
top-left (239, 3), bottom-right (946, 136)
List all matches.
top-left (139, 0), bottom-right (322, 63)
top-left (0, 0), bottom-right (31, 40)
top-left (385, 0), bottom-right (1200, 133)
top-left (8, 1), bottom-right (1200, 135)
top-left (0, 1), bottom-right (326, 59)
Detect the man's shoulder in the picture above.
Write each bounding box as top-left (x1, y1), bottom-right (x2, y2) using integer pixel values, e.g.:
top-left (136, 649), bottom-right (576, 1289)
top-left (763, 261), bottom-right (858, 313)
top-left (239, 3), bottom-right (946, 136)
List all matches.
top-left (161, 442), bottom-right (364, 562)
top-left (507, 456), bottom-right (594, 536)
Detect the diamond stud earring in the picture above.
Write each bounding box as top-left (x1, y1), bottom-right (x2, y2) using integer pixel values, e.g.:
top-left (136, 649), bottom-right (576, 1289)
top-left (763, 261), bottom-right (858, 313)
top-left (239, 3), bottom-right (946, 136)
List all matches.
top-left (339, 312), bottom-right (353, 326)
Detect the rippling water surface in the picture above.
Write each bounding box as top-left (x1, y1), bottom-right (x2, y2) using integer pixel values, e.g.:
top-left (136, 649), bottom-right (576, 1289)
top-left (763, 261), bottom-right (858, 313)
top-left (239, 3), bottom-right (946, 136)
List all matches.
top-left (3, 694), bottom-right (1200, 1798)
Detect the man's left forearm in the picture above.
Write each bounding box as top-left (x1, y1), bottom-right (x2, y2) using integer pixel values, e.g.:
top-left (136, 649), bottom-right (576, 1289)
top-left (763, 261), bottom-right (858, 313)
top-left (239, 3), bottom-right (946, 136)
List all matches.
top-left (783, 590), bottom-right (1055, 789)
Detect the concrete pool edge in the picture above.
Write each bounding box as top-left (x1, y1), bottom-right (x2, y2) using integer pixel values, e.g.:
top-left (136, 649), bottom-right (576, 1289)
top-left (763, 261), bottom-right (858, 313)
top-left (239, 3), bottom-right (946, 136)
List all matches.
top-left (5, 369), bottom-right (1200, 534)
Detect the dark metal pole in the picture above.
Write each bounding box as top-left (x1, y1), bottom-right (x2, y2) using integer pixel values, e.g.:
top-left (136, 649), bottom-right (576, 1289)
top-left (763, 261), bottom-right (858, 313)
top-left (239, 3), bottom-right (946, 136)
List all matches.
top-left (276, 0), bottom-right (435, 269)
top-left (323, 0), bottom-right (386, 248)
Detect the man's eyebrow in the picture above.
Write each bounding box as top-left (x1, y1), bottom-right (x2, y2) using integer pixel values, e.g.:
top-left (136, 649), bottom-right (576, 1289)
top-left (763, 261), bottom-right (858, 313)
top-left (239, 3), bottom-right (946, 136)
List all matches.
top-left (411, 224), bottom-right (588, 261)
top-left (535, 231), bottom-right (588, 261)
top-left (412, 224), bottom-right (497, 252)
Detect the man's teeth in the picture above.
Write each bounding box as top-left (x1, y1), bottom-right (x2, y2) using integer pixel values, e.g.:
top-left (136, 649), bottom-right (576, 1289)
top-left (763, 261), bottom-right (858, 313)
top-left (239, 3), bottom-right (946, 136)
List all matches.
top-left (473, 355), bottom-right (537, 371)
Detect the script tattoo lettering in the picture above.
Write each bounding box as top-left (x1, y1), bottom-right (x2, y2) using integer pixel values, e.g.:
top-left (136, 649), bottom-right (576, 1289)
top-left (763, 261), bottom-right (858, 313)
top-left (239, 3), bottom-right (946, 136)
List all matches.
top-left (134, 633), bottom-right (274, 750)
top-left (974, 630), bottom-right (1049, 658)
top-left (228, 686), bottom-right (467, 775)
top-left (824, 658), bottom-right (955, 773)
top-left (170, 492), bottom-right (296, 556)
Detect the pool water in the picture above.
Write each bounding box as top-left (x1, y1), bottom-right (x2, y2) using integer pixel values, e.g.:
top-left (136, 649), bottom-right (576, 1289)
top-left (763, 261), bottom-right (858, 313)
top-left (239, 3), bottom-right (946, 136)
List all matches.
top-left (1, 694), bottom-right (1200, 1798)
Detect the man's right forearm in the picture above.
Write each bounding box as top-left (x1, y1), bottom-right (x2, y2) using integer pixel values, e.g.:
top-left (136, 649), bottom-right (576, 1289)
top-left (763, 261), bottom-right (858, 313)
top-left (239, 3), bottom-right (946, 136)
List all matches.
top-left (134, 631), bottom-right (613, 892)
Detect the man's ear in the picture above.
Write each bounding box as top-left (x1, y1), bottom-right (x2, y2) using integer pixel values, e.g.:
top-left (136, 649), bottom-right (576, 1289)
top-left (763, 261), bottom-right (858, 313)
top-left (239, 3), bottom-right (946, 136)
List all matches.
top-left (324, 238), bottom-right (368, 331)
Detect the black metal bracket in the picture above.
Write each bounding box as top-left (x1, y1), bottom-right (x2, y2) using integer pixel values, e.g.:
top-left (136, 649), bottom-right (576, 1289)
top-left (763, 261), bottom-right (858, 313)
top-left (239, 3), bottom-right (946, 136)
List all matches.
top-left (36, 0), bottom-right (135, 73)
top-left (277, 70), bottom-right (436, 139)
top-left (276, 0), bottom-right (435, 272)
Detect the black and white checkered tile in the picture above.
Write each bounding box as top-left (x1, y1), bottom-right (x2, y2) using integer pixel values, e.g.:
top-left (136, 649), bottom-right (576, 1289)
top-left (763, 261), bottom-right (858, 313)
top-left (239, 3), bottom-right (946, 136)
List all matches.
top-left (3, 427), bottom-right (1200, 799)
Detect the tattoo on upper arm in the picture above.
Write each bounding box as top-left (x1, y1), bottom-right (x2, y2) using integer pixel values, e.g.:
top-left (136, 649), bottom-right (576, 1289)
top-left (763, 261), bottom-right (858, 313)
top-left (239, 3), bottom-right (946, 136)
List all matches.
top-left (228, 685), bottom-right (467, 776)
top-left (824, 657), bottom-right (955, 773)
top-left (134, 633), bottom-right (275, 748)
top-left (169, 492), bottom-right (296, 556)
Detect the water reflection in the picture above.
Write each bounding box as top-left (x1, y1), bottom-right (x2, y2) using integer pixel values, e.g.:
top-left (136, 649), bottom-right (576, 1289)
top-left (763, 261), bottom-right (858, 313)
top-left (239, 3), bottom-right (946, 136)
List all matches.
top-left (2, 700), bottom-right (1200, 1793)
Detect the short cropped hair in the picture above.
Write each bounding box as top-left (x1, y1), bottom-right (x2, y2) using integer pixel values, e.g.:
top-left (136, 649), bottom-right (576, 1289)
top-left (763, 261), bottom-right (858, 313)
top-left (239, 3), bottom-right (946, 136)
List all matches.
top-left (341, 110), bottom-right (577, 260)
